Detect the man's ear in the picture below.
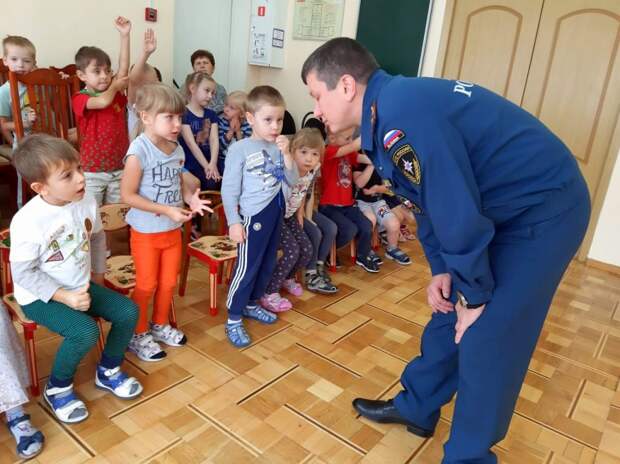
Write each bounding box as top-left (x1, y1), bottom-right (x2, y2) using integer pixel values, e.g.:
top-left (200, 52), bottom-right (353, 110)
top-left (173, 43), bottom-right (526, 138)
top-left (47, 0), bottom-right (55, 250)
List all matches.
top-left (30, 181), bottom-right (44, 194)
top-left (340, 74), bottom-right (358, 102)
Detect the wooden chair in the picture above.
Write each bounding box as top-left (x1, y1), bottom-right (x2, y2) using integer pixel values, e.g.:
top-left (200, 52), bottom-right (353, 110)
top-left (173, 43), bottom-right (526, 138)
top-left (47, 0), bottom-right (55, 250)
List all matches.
top-left (99, 203), bottom-right (178, 327)
top-left (9, 68), bottom-right (81, 142)
top-left (9, 68), bottom-right (82, 202)
top-left (0, 229), bottom-right (104, 397)
top-left (178, 191), bottom-right (236, 316)
top-left (0, 61), bottom-right (8, 85)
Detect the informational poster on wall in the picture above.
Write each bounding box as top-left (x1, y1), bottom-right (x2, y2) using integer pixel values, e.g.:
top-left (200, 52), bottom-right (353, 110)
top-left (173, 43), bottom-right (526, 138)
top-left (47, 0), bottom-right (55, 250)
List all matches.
top-left (248, 0), bottom-right (288, 68)
top-left (293, 0), bottom-right (344, 41)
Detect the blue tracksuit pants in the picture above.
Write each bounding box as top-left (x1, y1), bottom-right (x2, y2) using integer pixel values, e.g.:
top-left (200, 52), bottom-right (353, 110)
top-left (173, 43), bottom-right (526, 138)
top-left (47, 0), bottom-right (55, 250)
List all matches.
top-left (226, 192), bottom-right (284, 316)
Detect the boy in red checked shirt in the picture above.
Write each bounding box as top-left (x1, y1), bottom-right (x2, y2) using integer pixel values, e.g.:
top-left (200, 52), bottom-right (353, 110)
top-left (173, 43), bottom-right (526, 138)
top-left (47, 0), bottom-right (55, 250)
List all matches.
top-left (72, 16), bottom-right (131, 206)
top-left (318, 127), bottom-right (380, 273)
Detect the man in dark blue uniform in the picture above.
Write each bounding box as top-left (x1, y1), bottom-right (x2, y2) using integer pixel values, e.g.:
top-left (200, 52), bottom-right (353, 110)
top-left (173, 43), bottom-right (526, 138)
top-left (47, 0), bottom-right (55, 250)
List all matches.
top-left (301, 38), bottom-right (591, 463)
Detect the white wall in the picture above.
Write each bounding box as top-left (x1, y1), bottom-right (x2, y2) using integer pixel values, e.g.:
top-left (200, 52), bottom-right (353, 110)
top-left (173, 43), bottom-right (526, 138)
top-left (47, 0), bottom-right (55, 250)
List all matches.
top-left (173, 0), bottom-right (232, 89)
top-left (0, 0), bottom-right (175, 84)
top-left (244, 0), bottom-right (361, 126)
top-left (589, 151), bottom-right (620, 266)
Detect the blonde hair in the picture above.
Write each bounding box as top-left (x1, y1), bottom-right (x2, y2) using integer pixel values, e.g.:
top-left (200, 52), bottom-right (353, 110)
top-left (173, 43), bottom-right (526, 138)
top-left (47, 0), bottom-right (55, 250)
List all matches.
top-left (183, 71), bottom-right (215, 101)
top-left (225, 90), bottom-right (248, 115)
top-left (2, 35), bottom-right (36, 58)
top-left (13, 134), bottom-right (79, 184)
top-left (246, 85), bottom-right (285, 114)
top-left (291, 128), bottom-right (325, 157)
top-left (133, 83), bottom-right (185, 137)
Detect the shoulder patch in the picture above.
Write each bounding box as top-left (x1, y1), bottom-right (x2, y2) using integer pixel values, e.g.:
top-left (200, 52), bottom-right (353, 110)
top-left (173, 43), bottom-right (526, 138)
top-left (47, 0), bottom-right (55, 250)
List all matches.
top-left (392, 144), bottom-right (421, 185)
top-left (383, 129), bottom-right (405, 151)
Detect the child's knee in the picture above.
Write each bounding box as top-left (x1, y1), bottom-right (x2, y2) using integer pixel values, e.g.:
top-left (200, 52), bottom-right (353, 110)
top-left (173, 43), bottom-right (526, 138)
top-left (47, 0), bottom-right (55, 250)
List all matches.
top-left (385, 215), bottom-right (400, 231)
top-left (77, 319), bottom-right (101, 348)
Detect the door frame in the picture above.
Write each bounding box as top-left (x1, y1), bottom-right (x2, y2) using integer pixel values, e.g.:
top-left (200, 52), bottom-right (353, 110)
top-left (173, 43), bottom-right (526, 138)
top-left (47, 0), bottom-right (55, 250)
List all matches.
top-left (431, 0), bottom-right (620, 262)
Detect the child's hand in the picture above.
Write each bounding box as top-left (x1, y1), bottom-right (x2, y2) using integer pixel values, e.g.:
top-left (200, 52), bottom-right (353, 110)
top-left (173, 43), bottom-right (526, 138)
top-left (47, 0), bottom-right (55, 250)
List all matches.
top-left (165, 206), bottom-right (193, 223)
top-left (111, 75), bottom-right (130, 92)
top-left (63, 284), bottom-right (91, 311)
top-left (229, 223), bottom-right (246, 243)
top-left (362, 187), bottom-right (375, 196)
top-left (58, 71), bottom-right (70, 80)
top-left (275, 135), bottom-right (290, 155)
top-left (230, 117), bottom-right (241, 133)
top-left (143, 28), bottom-right (157, 55)
top-left (22, 108), bottom-right (37, 128)
top-left (205, 164), bottom-right (221, 181)
top-left (114, 16), bottom-right (132, 36)
top-left (188, 189), bottom-right (213, 216)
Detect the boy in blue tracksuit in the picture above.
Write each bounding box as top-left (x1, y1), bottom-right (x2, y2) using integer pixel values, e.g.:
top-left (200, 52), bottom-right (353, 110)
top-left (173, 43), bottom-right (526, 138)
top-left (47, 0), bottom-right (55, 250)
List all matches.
top-left (302, 38), bottom-right (590, 463)
top-left (221, 85), bottom-right (297, 348)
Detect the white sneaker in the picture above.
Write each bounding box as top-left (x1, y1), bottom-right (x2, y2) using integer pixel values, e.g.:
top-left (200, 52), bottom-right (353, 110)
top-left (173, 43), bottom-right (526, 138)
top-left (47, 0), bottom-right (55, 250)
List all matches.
top-left (150, 323), bottom-right (187, 347)
top-left (128, 333), bottom-right (167, 362)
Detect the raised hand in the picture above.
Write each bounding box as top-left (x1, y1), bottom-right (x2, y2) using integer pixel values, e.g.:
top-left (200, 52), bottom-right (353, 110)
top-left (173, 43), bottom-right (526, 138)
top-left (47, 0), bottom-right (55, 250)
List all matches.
top-left (114, 16), bottom-right (132, 36)
top-left (143, 28), bottom-right (157, 55)
top-left (275, 135), bottom-right (290, 155)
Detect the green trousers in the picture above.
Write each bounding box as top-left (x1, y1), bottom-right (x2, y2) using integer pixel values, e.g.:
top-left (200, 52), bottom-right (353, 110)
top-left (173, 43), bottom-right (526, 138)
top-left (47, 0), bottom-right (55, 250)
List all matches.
top-left (22, 282), bottom-right (138, 385)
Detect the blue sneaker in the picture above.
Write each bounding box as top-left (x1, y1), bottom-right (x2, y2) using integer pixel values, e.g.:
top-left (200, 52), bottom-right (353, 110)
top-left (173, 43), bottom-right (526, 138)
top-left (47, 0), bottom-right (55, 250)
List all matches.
top-left (385, 247), bottom-right (411, 265)
top-left (96, 365), bottom-right (143, 399)
top-left (243, 304), bottom-right (277, 324)
top-left (43, 384), bottom-right (88, 424)
top-left (226, 321), bottom-right (251, 347)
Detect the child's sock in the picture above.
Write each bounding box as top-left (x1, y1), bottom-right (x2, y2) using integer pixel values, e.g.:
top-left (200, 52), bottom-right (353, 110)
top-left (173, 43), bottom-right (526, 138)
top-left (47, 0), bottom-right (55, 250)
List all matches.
top-left (5, 405), bottom-right (25, 423)
top-left (387, 245), bottom-right (397, 252)
top-left (227, 316), bottom-right (242, 325)
top-left (306, 269), bottom-right (317, 276)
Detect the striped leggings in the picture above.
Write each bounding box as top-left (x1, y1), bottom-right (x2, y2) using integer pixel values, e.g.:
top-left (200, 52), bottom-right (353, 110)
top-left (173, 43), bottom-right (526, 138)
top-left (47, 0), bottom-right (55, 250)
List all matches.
top-left (22, 282), bottom-right (138, 385)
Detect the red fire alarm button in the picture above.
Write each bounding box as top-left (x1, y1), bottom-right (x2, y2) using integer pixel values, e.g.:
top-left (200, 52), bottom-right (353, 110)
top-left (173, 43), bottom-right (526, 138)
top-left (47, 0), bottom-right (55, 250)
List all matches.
top-left (258, 6), bottom-right (266, 16)
top-left (145, 7), bottom-right (157, 22)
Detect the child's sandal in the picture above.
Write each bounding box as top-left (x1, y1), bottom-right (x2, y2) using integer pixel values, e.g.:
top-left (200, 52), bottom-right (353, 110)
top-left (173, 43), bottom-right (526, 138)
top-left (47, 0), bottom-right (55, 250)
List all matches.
top-left (7, 414), bottom-right (44, 460)
top-left (95, 366), bottom-right (143, 399)
top-left (44, 384), bottom-right (89, 423)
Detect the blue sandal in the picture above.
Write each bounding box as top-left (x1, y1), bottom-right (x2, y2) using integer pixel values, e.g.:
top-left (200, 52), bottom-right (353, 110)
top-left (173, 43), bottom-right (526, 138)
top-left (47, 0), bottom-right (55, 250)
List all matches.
top-left (243, 305), bottom-right (277, 324)
top-left (44, 384), bottom-right (89, 423)
top-left (226, 321), bottom-right (251, 347)
top-left (95, 366), bottom-right (143, 399)
top-left (7, 414), bottom-right (44, 460)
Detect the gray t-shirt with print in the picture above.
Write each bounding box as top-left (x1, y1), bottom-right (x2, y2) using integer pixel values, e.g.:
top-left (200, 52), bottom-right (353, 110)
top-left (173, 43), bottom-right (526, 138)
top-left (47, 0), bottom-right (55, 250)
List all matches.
top-left (124, 133), bottom-right (185, 233)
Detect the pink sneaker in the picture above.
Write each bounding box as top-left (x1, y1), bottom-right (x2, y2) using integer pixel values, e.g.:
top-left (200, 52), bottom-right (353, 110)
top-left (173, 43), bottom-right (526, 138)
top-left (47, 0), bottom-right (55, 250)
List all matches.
top-left (282, 279), bottom-right (303, 297)
top-left (260, 293), bottom-right (292, 312)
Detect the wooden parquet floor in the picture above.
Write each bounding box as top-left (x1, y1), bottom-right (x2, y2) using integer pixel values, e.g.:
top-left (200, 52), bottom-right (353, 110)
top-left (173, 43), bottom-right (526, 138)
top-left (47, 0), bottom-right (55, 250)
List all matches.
top-left (2, 237), bottom-right (620, 463)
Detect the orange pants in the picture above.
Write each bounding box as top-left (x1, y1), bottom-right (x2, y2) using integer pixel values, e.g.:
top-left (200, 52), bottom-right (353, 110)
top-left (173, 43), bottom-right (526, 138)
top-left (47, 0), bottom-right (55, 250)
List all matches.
top-left (130, 228), bottom-right (182, 334)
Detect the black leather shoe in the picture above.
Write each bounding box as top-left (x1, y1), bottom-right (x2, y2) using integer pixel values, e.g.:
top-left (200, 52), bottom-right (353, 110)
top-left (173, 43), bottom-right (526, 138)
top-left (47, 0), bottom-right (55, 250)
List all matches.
top-left (352, 398), bottom-right (434, 438)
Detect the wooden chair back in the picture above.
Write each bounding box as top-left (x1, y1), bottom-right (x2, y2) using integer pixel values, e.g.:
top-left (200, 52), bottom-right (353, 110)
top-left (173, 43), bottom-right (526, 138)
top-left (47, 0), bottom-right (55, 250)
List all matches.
top-left (9, 68), bottom-right (81, 143)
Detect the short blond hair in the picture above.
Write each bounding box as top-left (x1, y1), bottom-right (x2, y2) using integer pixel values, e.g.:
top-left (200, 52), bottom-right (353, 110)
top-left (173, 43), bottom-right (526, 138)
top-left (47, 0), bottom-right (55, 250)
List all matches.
top-left (133, 83), bottom-right (186, 137)
top-left (2, 35), bottom-right (36, 59)
top-left (247, 85), bottom-right (285, 114)
top-left (291, 128), bottom-right (325, 157)
top-left (226, 91), bottom-right (248, 114)
top-left (13, 134), bottom-right (79, 184)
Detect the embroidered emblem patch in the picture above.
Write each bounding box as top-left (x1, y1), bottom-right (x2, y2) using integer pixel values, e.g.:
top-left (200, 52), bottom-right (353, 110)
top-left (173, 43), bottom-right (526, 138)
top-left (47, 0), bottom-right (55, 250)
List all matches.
top-left (46, 250), bottom-right (64, 262)
top-left (383, 129), bottom-right (405, 151)
top-left (253, 222), bottom-right (262, 231)
top-left (49, 240), bottom-right (60, 251)
top-left (392, 144), bottom-right (421, 185)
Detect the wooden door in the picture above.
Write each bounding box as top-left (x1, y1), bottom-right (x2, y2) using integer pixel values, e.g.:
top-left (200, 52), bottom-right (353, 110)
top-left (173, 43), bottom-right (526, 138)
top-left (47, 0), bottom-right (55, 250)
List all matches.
top-left (521, 0), bottom-right (620, 259)
top-left (440, 0), bottom-right (544, 104)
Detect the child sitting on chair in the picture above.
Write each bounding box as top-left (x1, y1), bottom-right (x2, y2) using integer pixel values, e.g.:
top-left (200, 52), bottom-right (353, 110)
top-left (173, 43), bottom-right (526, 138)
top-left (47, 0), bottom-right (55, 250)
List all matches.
top-left (10, 134), bottom-right (143, 425)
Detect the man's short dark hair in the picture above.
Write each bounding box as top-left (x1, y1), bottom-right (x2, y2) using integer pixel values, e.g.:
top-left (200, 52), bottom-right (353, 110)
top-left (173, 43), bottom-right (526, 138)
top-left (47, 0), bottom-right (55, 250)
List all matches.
top-left (301, 37), bottom-right (379, 90)
top-left (190, 49), bottom-right (215, 67)
top-left (75, 46), bottom-right (111, 71)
